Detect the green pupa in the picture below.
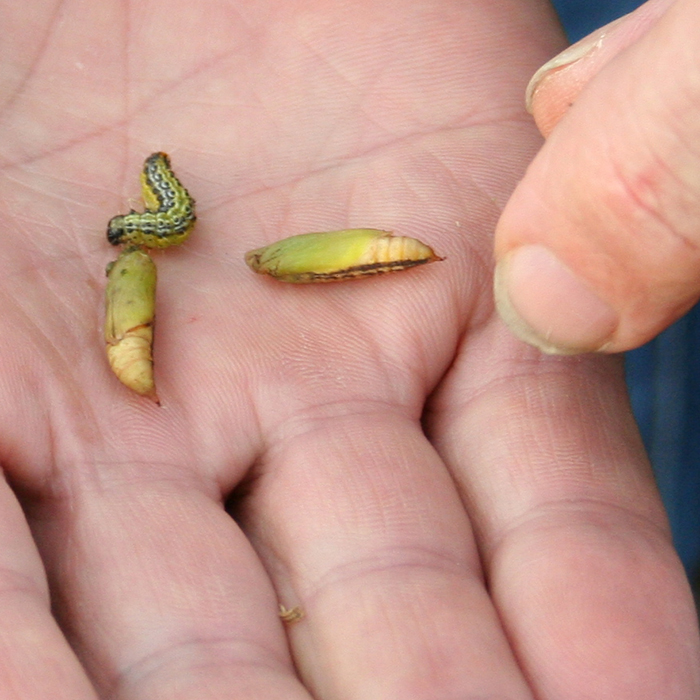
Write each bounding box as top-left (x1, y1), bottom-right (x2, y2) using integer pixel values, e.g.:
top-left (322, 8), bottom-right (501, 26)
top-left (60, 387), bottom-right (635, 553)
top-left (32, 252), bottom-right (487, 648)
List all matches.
top-left (104, 247), bottom-right (158, 402)
top-left (245, 229), bottom-right (443, 283)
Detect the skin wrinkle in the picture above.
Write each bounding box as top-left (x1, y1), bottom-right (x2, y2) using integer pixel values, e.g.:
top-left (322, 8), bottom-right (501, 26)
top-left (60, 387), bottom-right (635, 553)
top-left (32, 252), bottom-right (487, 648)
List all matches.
top-left (265, 278), bottom-right (441, 400)
top-left (260, 398), bottom-right (421, 461)
top-left (0, 0), bottom-right (63, 115)
top-left (259, 540), bottom-right (480, 613)
top-left (2, 42), bottom-right (244, 168)
top-left (0, 303), bottom-right (101, 469)
top-left (0, 121), bottom-right (117, 170)
top-left (605, 148), bottom-right (700, 258)
top-left (225, 124), bottom-right (518, 209)
top-left (409, 143), bottom-right (497, 292)
top-left (427, 342), bottom-right (663, 546)
top-left (0, 565), bottom-right (49, 603)
top-left (114, 635), bottom-right (292, 697)
top-left (480, 495), bottom-right (672, 569)
top-left (429, 352), bottom-right (610, 427)
top-left (210, 376), bottom-right (265, 496)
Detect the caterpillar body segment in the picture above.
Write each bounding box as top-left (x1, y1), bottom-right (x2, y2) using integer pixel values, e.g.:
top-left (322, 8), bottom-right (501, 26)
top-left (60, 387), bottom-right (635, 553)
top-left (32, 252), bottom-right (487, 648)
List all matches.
top-left (104, 247), bottom-right (158, 401)
top-left (107, 152), bottom-right (196, 249)
top-left (245, 229), bottom-right (443, 283)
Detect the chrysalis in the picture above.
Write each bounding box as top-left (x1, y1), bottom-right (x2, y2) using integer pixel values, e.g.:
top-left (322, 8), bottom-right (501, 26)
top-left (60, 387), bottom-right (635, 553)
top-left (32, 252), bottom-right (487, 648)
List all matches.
top-left (245, 228), bottom-right (443, 283)
top-left (107, 152), bottom-right (196, 249)
top-left (104, 247), bottom-right (158, 401)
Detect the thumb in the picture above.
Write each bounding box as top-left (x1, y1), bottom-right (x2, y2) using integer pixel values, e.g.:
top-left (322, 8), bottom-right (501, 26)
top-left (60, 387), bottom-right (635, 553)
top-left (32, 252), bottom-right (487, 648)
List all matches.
top-left (526, 0), bottom-right (675, 137)
top-left (494, 0), bottom-right (700, 354)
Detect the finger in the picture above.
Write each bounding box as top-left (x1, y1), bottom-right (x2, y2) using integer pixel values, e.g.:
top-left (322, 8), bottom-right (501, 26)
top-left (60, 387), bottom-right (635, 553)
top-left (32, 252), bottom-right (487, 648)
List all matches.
top-left (0, 475), bottom-right (98, 699)
top-left (527, 0), bottom-right (676, 136)
top-left (30, 472), bottom-right (312, 700)
top-left (239, 407), bottom-right (536, 700)
top-left (495, 0), bottom-right (700, 354)
top-left (428, 319), bottom-right (700, 699)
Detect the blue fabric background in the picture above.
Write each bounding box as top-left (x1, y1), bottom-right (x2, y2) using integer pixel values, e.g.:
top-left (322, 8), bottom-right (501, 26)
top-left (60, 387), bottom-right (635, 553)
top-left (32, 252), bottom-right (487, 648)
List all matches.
top-left (549, 0), bottom-right (700, 583)
top-left (553, 0), bottom-right (650, 41)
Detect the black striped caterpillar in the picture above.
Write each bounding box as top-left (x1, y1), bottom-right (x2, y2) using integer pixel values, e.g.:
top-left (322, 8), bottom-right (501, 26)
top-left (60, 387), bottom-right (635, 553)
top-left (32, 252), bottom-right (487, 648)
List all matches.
top-left (107, 152), bottom-right (196, 248)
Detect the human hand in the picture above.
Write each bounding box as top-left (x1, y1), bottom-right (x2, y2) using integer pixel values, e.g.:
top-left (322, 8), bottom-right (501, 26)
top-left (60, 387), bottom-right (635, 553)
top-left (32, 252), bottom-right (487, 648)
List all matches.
top-left (0, 1), bottom-right (697, 699)
top-left (494, 0), bottom-right (700, 353)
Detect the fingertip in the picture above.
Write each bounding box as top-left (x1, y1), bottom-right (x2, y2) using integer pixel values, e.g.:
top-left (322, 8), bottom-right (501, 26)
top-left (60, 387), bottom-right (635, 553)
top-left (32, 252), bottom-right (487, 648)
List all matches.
top-left (526, 0), bottom-right (674, 136)
top-left (494, 245), bottom-right (618, 355)
top-left (525, 29), bottom-right (609, 136)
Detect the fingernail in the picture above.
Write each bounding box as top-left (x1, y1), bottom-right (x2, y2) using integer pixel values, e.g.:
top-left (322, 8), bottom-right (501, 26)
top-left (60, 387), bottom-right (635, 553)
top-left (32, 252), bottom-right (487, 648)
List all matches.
top-left (494, 245), bottom-right (618, 354)
top-left (525, 22), bottom-right (617, 113)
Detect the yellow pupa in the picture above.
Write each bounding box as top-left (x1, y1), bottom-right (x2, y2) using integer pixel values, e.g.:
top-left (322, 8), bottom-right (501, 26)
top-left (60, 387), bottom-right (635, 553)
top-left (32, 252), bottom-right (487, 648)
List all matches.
top-left (104, 247), bottom-right (158, 402)
top-left (245, 229), bottom-right (443, 283)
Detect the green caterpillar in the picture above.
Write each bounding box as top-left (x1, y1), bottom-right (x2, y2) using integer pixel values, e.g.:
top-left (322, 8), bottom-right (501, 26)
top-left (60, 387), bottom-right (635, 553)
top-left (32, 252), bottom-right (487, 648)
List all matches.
top-left (107, 152), bottom-right (196, 248)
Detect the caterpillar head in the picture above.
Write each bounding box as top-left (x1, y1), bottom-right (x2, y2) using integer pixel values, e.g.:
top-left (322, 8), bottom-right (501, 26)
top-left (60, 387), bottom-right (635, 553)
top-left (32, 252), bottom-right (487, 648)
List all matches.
top-left (107, 215), bottom-right (128, 246)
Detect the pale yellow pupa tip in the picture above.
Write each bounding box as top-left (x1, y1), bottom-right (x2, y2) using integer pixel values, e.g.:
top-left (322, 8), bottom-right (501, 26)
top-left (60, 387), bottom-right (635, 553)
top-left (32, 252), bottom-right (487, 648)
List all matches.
top-left (106, 333), bottom-right (159, 402)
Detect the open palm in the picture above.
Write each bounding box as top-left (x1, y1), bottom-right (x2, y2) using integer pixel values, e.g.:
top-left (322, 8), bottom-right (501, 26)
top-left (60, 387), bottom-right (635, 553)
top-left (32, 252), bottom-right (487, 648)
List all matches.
top-left (0, 1), bottom-right (697, 699)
